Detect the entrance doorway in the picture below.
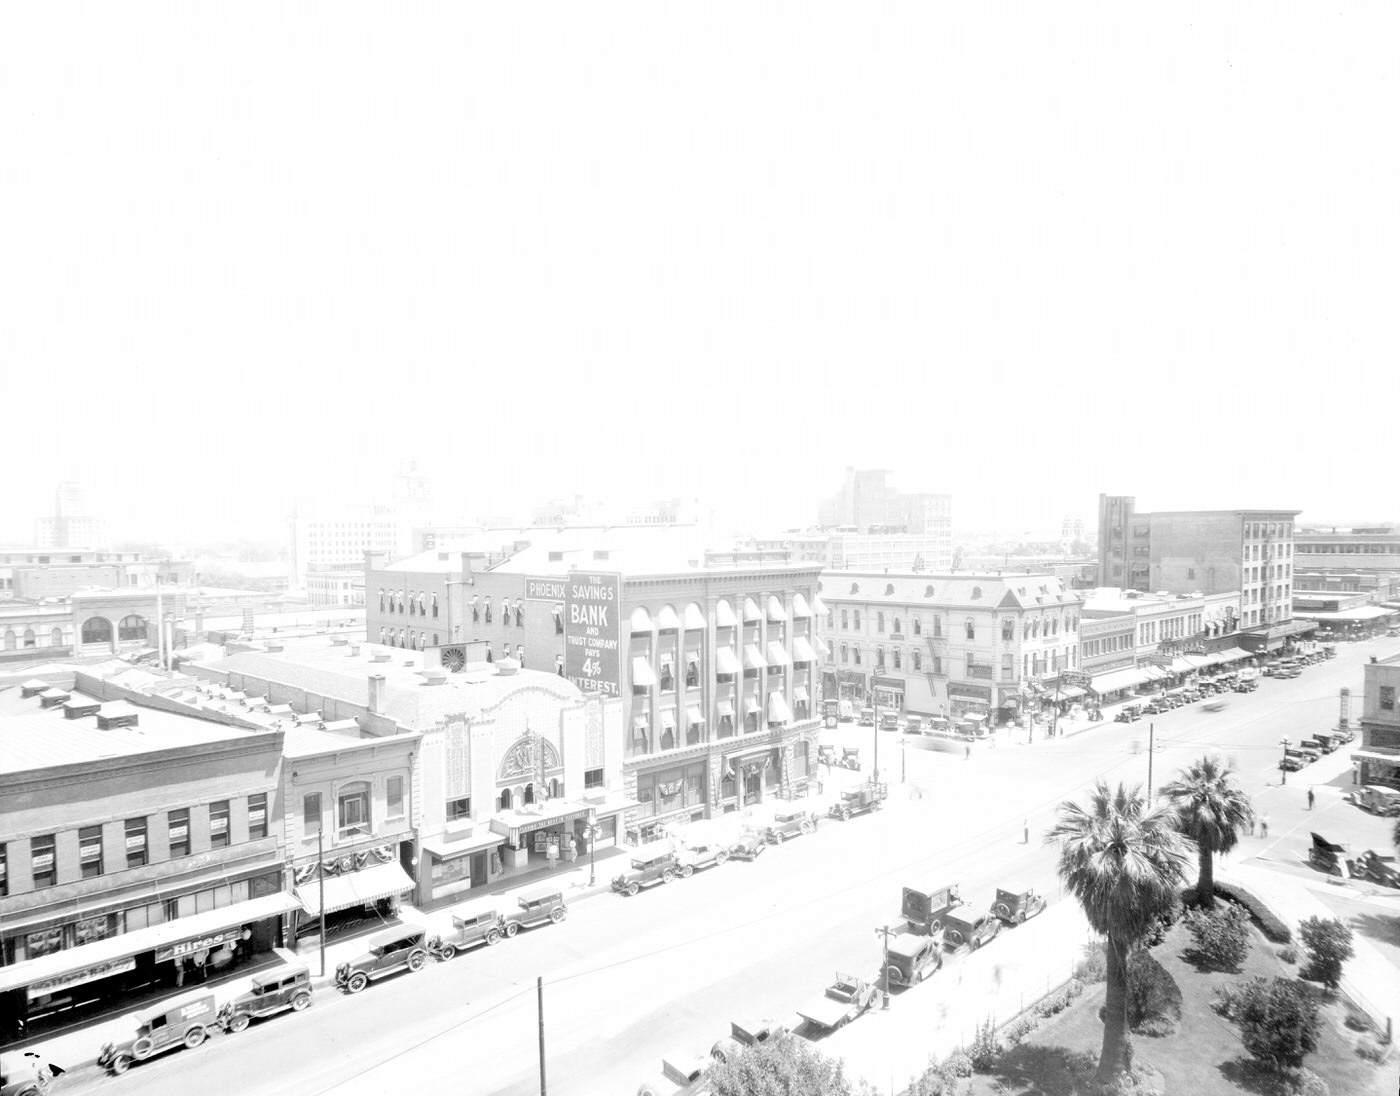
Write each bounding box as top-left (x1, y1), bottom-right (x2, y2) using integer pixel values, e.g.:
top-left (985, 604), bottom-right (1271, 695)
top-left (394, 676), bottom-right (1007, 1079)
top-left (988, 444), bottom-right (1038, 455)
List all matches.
top-left (743, 769), bottom-right (762, 805)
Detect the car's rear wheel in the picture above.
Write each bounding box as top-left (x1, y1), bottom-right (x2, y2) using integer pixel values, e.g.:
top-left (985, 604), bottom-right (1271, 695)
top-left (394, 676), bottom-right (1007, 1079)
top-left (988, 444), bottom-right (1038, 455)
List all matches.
top-left (946, 930), bottom-right (963, 946)
top-left (227, 1013), bottom-right (251, 1033)
top-left (775, 832), bottom-right (786, 843)
top-left (347, 972), bottom-right (369, 994)
top-left (486, 928), bottom-right (503, 945)
top-left (184, 1025), bottom-right (207, 1049)
top-left (627, 882), bottom-right (639, 897)
top-left (506, 921), bottom-right (521, 937)
top-left (662, 869), bottom-right (676, 884)
top-left (841, 809), bottom-right (852, 821)
top-left (680, 864), bottom-right (694, 878)
top-left (992, 902), bottom-right (1011, 922)
top-left (887, 964), bottom-right (902, 988)
top-left (716, 850), bottom-right (729, 865)
top-left (550, 906), bottom-right (566, 923)
top-left (800, 821), bottom-right (814, 836)
top-left (291, 992), bottom-right (312, 1011)
top-left (408, 951), bottom-right (427, 972)
top-left (111, 1054), bottom-right (133, 1075)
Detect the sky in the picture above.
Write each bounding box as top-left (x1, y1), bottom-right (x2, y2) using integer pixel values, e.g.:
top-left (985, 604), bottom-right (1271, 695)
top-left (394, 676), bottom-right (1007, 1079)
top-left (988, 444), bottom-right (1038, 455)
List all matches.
top-left (2, 5), bottom-right (1396, 547)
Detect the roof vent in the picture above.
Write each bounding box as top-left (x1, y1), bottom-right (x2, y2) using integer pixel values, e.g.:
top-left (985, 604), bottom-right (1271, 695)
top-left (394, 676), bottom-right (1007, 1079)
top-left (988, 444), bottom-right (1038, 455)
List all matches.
top-left (349, 644), bottom-right (361, 657)
top-left (370, 652), bottom-right (392, 663)
top-left (97, 712), bottom-right (139, 729)
top-left (20, 679), bottom-right (49, 699)
top-left (495, 658), bottom-right (520, 676)
top-left (330, 636), bottom-right (348, 646)
top-left (265, 643), bottom-right (284, 653)
top-left (63, 699), bottom-right (102, 719)
top-left (421, 668), bottom-right (448, 686)
top-left (39, 688), bottom-right (71, 709)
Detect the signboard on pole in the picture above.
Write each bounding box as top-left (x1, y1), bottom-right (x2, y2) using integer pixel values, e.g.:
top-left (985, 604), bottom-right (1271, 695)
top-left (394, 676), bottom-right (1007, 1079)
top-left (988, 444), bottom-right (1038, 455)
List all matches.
top-left (564, 572), bottom-right (622, 697)
top-left (1060, 671), bottom-right (1091, 688)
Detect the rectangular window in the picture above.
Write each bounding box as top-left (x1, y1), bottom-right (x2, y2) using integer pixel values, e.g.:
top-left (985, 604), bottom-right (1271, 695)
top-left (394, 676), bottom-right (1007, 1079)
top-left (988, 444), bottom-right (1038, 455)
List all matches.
top-left (1381, 686), bottom-right (1396, 712)
top-left (338, 783), bottom-right (372, 836)
top-left (964, 620), bottom-right (974, 640)
top-left (303, 793), bottom-right (322, 837)
top-left (841, 609), bottom-right (848, 629)
top-left (248, 793), bottom-right (268, 840)
top-left (387, 777), bottom-right (405, 819)
top-left (447, 796), bottom-right (472, 821)
top-left (877, 612), bottom-right (884, 633)
top-left (79, 825), bottom-right (104, 879)
top-left (126, 817), bottom-right (148, 869)
top-left (168, 809), bottom-right (190, 857)
top-left (585, 768), bottom-right (604, 790)
top-left (209, 800), bottom-right (230, 848)
top-left (853, 610), bottom-right (861, 629)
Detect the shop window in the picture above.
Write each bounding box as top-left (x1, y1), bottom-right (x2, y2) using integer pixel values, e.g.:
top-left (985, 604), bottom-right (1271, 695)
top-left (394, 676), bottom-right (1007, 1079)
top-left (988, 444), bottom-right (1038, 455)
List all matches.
top-left (31, 834), bottom-right (56, 888)
top-left (248, 793), bottom-right (268, 840)
top-left (124, 816), bottom-right (148, 869)
top-left (447, 796), bottom-right (472, 821)
top-left (584, 768), bottom-right (604, 790)
top-left (169, 808), bottom-right (191, 856)
top-left (80, 825), bottom-right (104, 879)
top-left (210, 800), bottom-right (231, 848)
top-left (337, 783), bottom-right (371, 837)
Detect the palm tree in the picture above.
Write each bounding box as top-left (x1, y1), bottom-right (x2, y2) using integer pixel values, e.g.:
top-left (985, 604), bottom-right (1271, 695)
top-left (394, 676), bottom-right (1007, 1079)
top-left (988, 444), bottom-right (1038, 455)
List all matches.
top-left (1047, 780), bottom-right (1194, 1083)
top-left (1160, 754), bottom-right (1254, 909)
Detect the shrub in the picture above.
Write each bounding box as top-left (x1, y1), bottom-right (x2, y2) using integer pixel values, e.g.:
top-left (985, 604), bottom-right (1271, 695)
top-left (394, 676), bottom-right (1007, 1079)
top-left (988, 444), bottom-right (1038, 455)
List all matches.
top-left (1211, 982), bottom-right (1245, 1020)
top-left (1278, 945), bottom-right (1299, 965)
top-left (1183, 903), bottom-right (1252, 971)
top-left (1143, 890), bottom-right (1185, 948)
top-left (1003, 1013), bottom-right (1038, 1046)
top-left (707, 1032), bottom-right (860, 1096)
top-left (1038, 989), bottom-right (1073, 1018)
top-left (1075, 942), bottom-right (1108, 984)
top-left (968, 1017), bottom-right (1001, 1072)
top-left (943, 1049), bottom-right (973, 1078)
top-left (1126, 949), bottom-right (1183, 1036)
top-left (1233, 977), bottom-right (1322, 1070)
top-left (1297, 916), bottom-right (1354, 990)
top-left (1354, 1039), bottom-right (1390, 1063)
top-left (1065, 977), bottom-right (1084, 1000)
top-left (1214, 880), bottom-right (1292, 943)
top-left (1286, 1066), bottom-right (1329, 1096)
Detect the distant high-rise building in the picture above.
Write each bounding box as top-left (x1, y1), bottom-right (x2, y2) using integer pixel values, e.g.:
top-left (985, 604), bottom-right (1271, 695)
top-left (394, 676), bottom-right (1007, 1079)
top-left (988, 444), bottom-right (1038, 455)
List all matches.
top-left (817, 468), bottom-right (952, 542)
top-left (35, 481), bottom-right (107, 549)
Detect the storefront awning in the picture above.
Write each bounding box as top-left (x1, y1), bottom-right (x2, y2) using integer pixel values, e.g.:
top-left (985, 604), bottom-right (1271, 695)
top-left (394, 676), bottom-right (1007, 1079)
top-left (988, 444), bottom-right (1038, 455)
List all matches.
top-left (715, 600), bottom-right (738, 627)
top-left (791, 593), bottom-right (812, 618)
top-left (1167, 657), bottom-right (1196, 673)
top-left (1351, 750), bottom-right (1400, 766)
top-left (296, 862), bottom-right (415, 919)
top-left (743, 597), bottom-right (762, 623)
top-left (656, 605), bottom-right (681, 630)
top-left (1057, 685), bottom-right (1086, 700)
top-left (766, 641), bottom-right (791, 667)
top-left (743, 644), bottom-right (767, 670)
top-left (631, 656), bottom-right (658, 688)
top-left (791, 635), bottom-right (818, 663)
top-left (1216, 647), bottom-right (1253, 662)
top-left (715, 646), bottom-right (741, 675)
top-left (1139, 666), bottom-right (1169, 681)
top-left (490, 801), bottom-right (593, 843)
top-left (0, 892), bottom-right (303, 996)
top-left (1295, 606), bottom-right (1395, 622)
top-left (767, 596), bottom-right (787, 622)
top-left (1088, 667), bottom-right (1152, 694)
top-left (421, 829), bottom-right (507, 859)
top-left (768, 692), bottom-right (793, 724)
top-left (684, 603), bottom-right (707, 630)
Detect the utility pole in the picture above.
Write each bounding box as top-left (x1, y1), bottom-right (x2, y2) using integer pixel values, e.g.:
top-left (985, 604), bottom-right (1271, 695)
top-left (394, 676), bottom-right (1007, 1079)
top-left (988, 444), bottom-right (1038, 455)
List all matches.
top-left (1279, 737), bottom-right (1291, 785)
top-left (537, 976), bottom-right (548, 1096)
top-left (317, 826), bottom-right (327, 978)
top-left (873, 924), bottom-right (896, 1009)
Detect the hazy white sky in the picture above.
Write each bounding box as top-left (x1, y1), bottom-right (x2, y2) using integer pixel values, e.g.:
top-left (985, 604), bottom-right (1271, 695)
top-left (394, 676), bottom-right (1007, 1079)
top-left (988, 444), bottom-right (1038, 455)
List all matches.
top-left (3, 5), bottom-right (1396, 546)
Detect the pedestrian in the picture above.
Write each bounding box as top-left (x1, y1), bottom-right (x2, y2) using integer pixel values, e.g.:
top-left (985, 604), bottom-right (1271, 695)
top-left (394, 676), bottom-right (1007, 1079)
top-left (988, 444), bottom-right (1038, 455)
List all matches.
top-left (546, 840), bottom-right (558, 872)
top-left (1259, 813), bottom-right (1270, 838)
top-left (1022, 820), bottom-right (1029, 845)
top-left (964, 745), bottom-right (971, 761)
top-left (1307, 787), bottom-right (1315, 811)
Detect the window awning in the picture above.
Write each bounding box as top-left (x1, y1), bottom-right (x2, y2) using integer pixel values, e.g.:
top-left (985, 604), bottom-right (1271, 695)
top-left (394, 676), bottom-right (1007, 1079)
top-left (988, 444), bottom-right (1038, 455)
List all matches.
top-left (659, 708), bottom-right (677, 729)
top-left (793, 685), bottom-right (810, 703)
top-left (296, 862), bottom-right (414, 919)
top-left (683, 603), bottom-right (706, 630)
top-left (744, 644), bottom-right (767, 670)
top-left (768, 692), bottom-right (793, 724)
top-left (744, 695), bottom-right (762, 714)
top-left (633, 657), bottom-right (659, 689)
top-left (1167, 657), bottom-right (1195, 673)
top-left (1139, 666), bottom-right (1169, 681)
top-left (656, 605), bottom-right (680, 631)
top-left (1216, 647), bottom-right (1253, 661)
top-left (742, 597), bottom-right (762, 623)
top-left (632, 716), bottom-right (650, 738)
top-left (812, 595), bottom-right (829, 616)
top-left (1057, 685), bottom-right (1086, 700)
top-left (1352, 750), bottom-right (1400, 765)
top-left (715, 646), bottom-right (741, 675)
top-left (0, 892), bottom-right (304, 996)
top-left (715, 600), bottom-right (737, 628)
top-left (1182, 654), bottom-right (1211, 669)
top-left (686, 705), bottom-right (704, 725)
top-left (766, 641), bottom-right (791, 667)
top-left (791, 593), bottom-right (812, 618)
top-left (716, 698), bottom-right (735, 717)
top-left (767, 596), bottom-right (787, 622)
top-left (1088, 667), bottom-right (1152, 693)
top-left (791, 635), bottom-right (818, 663)
top-left (630, 607), bottom-right (654, 633)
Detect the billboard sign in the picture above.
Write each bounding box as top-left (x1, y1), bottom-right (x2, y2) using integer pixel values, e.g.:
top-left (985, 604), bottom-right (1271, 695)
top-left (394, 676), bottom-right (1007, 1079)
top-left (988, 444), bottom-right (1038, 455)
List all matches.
top-left (524, 576), bottom-right (568, 603)
top-left (564, 572), bottom-right (622, 697)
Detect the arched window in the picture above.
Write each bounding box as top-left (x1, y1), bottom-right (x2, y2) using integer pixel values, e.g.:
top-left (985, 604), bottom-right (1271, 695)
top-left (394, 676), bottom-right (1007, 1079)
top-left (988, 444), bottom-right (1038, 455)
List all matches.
top-left (840, 643), bottom-right (848, 663)
top-left (418, 593), bottom-right (426, 616)
top-left (398, 628), bottom-right (405, 646)
top-left (498, 787), bottom-right (512, 811)
top-left (409, 592), bottom-right (417, 616)
top-left (523, 783), bottom-right (535, 805)
top-left (876, 645), bottom-right (885, 668)
top-left (50, 627), bottom-right (63, 646)
top-left (81, 618), bottom-right (112, 645)
top-left (22, 628), bottom-right (36, 648)
top-left (118, 615), bottom-right (146, 641)
top-left (484, 598), bottom-right (492, 624)
top-left (550, 778), bottom-right (563, 798)
top-left (3, 629), bottom-right (14, 650)
top-left (971, 586), bottom-right (982, 599)
top-left (913, 619), bottom-right (922, 635)
top-left (912, 649), bottom-right (922, 671)
top-left (408, 630), bottom-right (416, 648)
top-left (853, 647), bottom-right (862, 665)
top-left (379, 589), bottom-right (385, 610)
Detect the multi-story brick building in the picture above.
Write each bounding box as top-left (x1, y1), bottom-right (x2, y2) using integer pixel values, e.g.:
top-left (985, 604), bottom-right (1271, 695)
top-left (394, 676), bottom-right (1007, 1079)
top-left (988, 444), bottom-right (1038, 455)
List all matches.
top-left (1354, 652), bottom-right (1400, 789)
top-left (816, 571), bottom-right (1081, 726)
top-left (0, 679), bottom-right (293, 1033)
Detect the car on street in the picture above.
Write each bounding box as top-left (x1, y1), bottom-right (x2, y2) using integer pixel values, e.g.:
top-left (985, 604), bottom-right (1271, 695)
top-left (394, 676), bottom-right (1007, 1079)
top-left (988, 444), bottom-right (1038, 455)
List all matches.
top-left (612, 849), bottom-right (680, 895)
top-left (675, 841), bottom-right (729, 876)
top-left (1234, 678), bottom-right (1258, 693)
top-left (711, 1018), bottom-right (787, 1063)
top-left (1, 1051), bottom-right (63, 1096)
top-left (97, 991), bottom-right (218, 1075)
top-left (1353, 785), bottom-right (1400, 816)
top-left (991, 884), bottom-right (1047, 926)
top-left (796, 972), bottom-right (879, 1033)
top-left (503, 887), bottom-right (567, 934)
top-left (429, 907), bottom-right (507, 959)
top-left (941, 906), bottom-right (1002, 951)
top-left (635, 1052), bottom-right (711, 1096)
top-left (764, 809), bottom-right (817, 844)
top-left (830, 781), bottom-right (887, 821)
top-left (858, 706), bottom-right (876, 727)
top-left (727, 829), bottom-right (768, 861)
top-left (218, 965), bottom-right (313, 1032)
top-left (335, 925), bottom-right (430, 993)
top-left (901, 881), bottom-right (962, 935)
top-left (1279, 755), bottom-right (1307, 772)
top-left (883, 930), bottom-right (944, 988)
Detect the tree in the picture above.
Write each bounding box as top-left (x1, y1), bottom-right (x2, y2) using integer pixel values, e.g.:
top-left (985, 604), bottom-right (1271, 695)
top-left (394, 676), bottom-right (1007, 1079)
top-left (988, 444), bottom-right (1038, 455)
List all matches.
top-left (1297, 916), bottom-right (1355, 990)
top-left (1047, 780), bottom-right (1194, 1083)
top-left (1234, 976), bottom-right (1322, 1070)
top-left (1392, 814), bottom-right (1399, 854)
top-left (1160, 754), bottom-right (1254, 909)
top-left (706, 1032), bottom-right (870, 1096)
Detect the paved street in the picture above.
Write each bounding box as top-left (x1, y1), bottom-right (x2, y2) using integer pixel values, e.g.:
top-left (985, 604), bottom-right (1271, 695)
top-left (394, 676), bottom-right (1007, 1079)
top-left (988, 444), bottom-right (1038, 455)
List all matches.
top-left (38, 637), bottom-right (1400, 1096)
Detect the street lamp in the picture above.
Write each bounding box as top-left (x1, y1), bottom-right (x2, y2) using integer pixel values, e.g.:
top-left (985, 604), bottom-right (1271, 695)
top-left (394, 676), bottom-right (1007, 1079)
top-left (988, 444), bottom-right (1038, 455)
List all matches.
top-left (1280, 737), bottom-right (1291, 785)
top-left (586, 810), bottom-right (599, 888)
top-left (873, 924), bottom-right (896, 1009)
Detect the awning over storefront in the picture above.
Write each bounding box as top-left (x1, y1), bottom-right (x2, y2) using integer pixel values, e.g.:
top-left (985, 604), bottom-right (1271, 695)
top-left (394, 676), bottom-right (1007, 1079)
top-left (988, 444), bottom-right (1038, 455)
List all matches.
top-left (296, 862), bottom-right (415, 918)
top-left (1215, 647), bottom-right (1254, 662)
top-left (1166, 658), bottom-right (1196, 673)
top-left (743, 644), bottom-right (767, 670)
top-left (1139, 666), bottom-right (1170, 681)
top-left (1295, 607), bottom-right (1395, 622)
top-left (1057, 686), bottom-right (1086, 700)
top-left (791, 593), bottom-right (812, 618)
top-left (766, 641), bottom-right (791, 667)
top-left (1088, 667), bottom-right (1152, 694)
top-left (684, 603), bottom-right (707, 630)
top-left (656, 605), bottom-right (681, 631)
top-left (1351, 750), bottom-right (1400, 766)
top-left (631, 656), bottom-right (657, 688)
top-left (715, 600), bottom-right (738, 627)
top-left (1182, 654), bottom-right (1211, 669)
top-left (743, 597), bottom-right (762, 623)
top-left (768, 692), bottom-right (793, 724)
top-left (420, 829), bottom-right (507, 859)
top-left (715, 646), bottom-right (741, 674)
top-left (0, 892), bottom-right (303, 996)
top-left (791, 635), bottom-right (818, 663)
top-left (490, 801), bottom-right (593, 844)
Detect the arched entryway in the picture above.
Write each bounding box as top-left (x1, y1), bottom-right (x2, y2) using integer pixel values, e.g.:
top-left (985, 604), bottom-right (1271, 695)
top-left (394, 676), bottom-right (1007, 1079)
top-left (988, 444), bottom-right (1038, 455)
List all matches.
top-left (49, 627), bottom-right (63, 646)
top-left (81, 617), bottom-right (114, 648)
top-left (118, 614), bottom-right (148, 642)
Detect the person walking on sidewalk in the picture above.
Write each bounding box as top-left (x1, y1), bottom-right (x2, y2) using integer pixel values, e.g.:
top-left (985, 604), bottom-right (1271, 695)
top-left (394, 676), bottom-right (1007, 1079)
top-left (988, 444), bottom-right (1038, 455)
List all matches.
top-left (1307, 787), bottom-right (1315, 811)
top-left (1259, 813), bottom-right (1270, 838)
top-left (546, 840), bottom-right (559, 872)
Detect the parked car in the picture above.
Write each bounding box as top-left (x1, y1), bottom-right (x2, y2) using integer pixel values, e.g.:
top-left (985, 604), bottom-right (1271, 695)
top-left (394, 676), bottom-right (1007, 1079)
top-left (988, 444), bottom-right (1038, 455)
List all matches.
top-left (1308, 832), bottom-right (1351, 877)
top-left (429, 907), bottom-right (506, 959)
top-left (764, 809), bottom-right (816, 844)
top-left (1279, 755), bottom-right (1306, 772)
top-left (636, 1052), bottom-right (712, 1096)
top-left (98, 992), bottom-right (218, 1074)
top-left (1234, 678), bottom-right (1259, 693)
top-left (675, 841), bottom-right (729, 876)
top-left (904, 715), bottom-right (924, 735)
top-left (1115, 705), bottom-right (1142, 723)
top-left (335, 925), bottom-right (429, 993)
top-left (1353, 785), bottom-right (1400, 816)
top-left (1289, 744), bottom-right (1322, 762)
top-left (727, 829), bottom-right (768, 861)
top-left (1301, 736), bottom-right (1336, 754)
top-left (219, 965), bottom-right (312, 1031)
top-left (1143, 699), bottom-right (1169, 715)
top-left (941, 906), bottom-right (1001, 951)
top-left (883, 930), bottom-right (944, 988)
top-left (711, 1018), bottom-right (788, 1064)
top-left (612, 849), bottom-right (680, 896)
top-left (817, 744), bottom-right (838, 768)
top-left (837, 746), bottom-right (862, 770)
top-left (1, 1051), bottom-right (62, 1096)
top-left (1351, 849), bottom-right (1400, 888)
top-left (503, 887), bottom-right (567, 934)
top-left (796, 973), bottom-right (879, 1033)
top-left (901, 881), bottom-right (962, 935)
top-left (1331, 726), bottom-right (1356, 743)
top-left (858, 706), bottom-right (876, 727)
top-left (879, 710), bottom-right (901, 732)
top-left (830, 781), bottom-right (887, 821)
top-left (991, 884), bottom-right (1047, 926)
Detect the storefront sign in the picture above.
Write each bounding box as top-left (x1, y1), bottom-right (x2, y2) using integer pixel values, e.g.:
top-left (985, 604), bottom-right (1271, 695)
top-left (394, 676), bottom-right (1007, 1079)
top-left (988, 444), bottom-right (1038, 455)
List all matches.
top-left (872, 676), bottom-right (905, 692)
top-left (525, 576), bottom-right (568, 602)
top-left (564, 572), bottom-right (622, 697)
top-left (27, 957), bottom-right (136, 999)
top-left (155, 927), bottom-right (243, 963)
top-left (1060, 671), bottom-right (1091, 687)
top-left (947, 684), bottom-right (991, 702)
top-left (512, 810), bottom-right (588, 839)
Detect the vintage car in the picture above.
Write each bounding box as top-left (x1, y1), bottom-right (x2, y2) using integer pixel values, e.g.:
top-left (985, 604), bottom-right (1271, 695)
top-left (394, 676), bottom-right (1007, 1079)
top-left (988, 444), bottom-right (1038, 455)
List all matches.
top-left (727, 829), bottom-right (768, 862)
top-left (1289, 743), bottom-right (1322, 762)
top-left (218, 965), bottom-right (312, 1031)
top-left (1331, 726), bottom-right (1356, 743)
top-left (635, 1052), bottom-right (711, 1096)
top-left (1279, 755), bottom-right (1307, 772)
top-left (879, 710), bottom-right (901, 732)
top-left (1202, 699), bottom-right (1228, 713)
top-left (991, 884), bottom-right (1047, 926)
top-left (830, 781), bottom-right (887, 821)
top-left (1354, 785), bottom-right (1400, 816)
top-left (1301, 735), bottom-right (1337, 754)
top-left (1143, 698), bottom-right (1170, 715)
top-left (941, 906), bottom-right (1002, 951)
top-left (901, 881), bottom-right (961, 935)
top-left (1351, 849), bottom-right (1400, 888)
top-left (837, 746), bottom-right (862, 770)
top-left (857, 706), bottom-right (876, 727)
top-left (817, 744), bottom-right (838, 768)
top-left (883, 930), bottom-right (943, 988)
top-left (1308, 832), bottom-right (1351, 877)
top-left (1, 1051), bottom-right (64, 1096)
top-left (796, 973), bottom-right (879, 1033)
top-left (711, 1017), bottom-right (788, 1064)
top-left (612, 850), bottom-right (680, 896)
top-left (904, 714), bottom-right (924, 735)
top-left (675, 841), bottom-right (729, 876)
top-left (335, 925), bottom-right (429, 993)
top-left (1233, 677), bottom-right (1259, 693)
top-left (429, 907), bottom-right (506, 959)
top-left (503, 888), bottom-right (567, 934)
top-left (98, 991), bottom-right (218, 1074)
top-left (1114, 704), bottom-right (1142, 723)
top-left (764, 809), bottom-right (816, 844)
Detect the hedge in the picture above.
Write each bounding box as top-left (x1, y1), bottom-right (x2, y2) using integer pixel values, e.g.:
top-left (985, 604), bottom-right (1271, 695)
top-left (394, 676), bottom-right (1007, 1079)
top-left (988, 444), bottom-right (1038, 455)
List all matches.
top-left (1213, 880), bottom-right (1292, 943)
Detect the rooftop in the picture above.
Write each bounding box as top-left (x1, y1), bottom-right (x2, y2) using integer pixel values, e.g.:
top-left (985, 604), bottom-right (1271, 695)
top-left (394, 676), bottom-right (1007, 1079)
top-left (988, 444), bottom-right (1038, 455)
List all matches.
top-left (815, 571), bottom-right (1079, 609)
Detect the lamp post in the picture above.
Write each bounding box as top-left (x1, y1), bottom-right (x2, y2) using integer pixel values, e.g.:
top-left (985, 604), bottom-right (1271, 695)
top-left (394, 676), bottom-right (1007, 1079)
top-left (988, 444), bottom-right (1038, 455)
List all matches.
top-left (586, 810), bottom-right (599, 888)
top-left (873, 924), bottom-right (896, 1009)
top-left (317, 827), bottom-right (327, 978)
top-left (1280, 737), bottom-right (1291, 784)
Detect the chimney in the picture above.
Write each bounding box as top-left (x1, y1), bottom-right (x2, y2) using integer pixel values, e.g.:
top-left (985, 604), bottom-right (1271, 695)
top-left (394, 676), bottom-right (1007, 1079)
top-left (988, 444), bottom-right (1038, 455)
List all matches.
top-left (368, 674), bottom-right (386, 714)
top-left (349, 644), bottom-right (361, 657)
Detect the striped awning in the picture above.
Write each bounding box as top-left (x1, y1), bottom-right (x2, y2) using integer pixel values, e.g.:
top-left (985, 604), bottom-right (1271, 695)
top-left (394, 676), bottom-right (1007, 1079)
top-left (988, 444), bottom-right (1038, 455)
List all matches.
top-left (295, 862), bottom-right (414, 918)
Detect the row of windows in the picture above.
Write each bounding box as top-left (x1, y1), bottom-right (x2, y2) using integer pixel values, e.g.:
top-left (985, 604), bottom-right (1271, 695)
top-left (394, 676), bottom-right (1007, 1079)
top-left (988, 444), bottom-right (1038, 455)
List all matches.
top-left (300, 779), bottom-right (405, 840)
top-left (2, 796), bottom-right (267, 896)
top-left (832, 611), bottom-right (1078, 640)
top-left (1297, 543), bottom-right (1400, 555)
top-left (1083, 634), bottom-right (1134, 657)
top-left (379, 591), bottom-right (440, 617)
top-left (2, 627), bottom-right (65, 649)
top-left (1137, 615), bottom-right (1201, 646)
top-left (1246, 522), bottom-right (1293, 539)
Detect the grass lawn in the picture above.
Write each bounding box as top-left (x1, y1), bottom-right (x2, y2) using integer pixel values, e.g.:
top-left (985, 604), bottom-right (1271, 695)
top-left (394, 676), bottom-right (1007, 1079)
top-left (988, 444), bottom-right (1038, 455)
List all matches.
top-left (965, 918), bottom-right (1394, 1096)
